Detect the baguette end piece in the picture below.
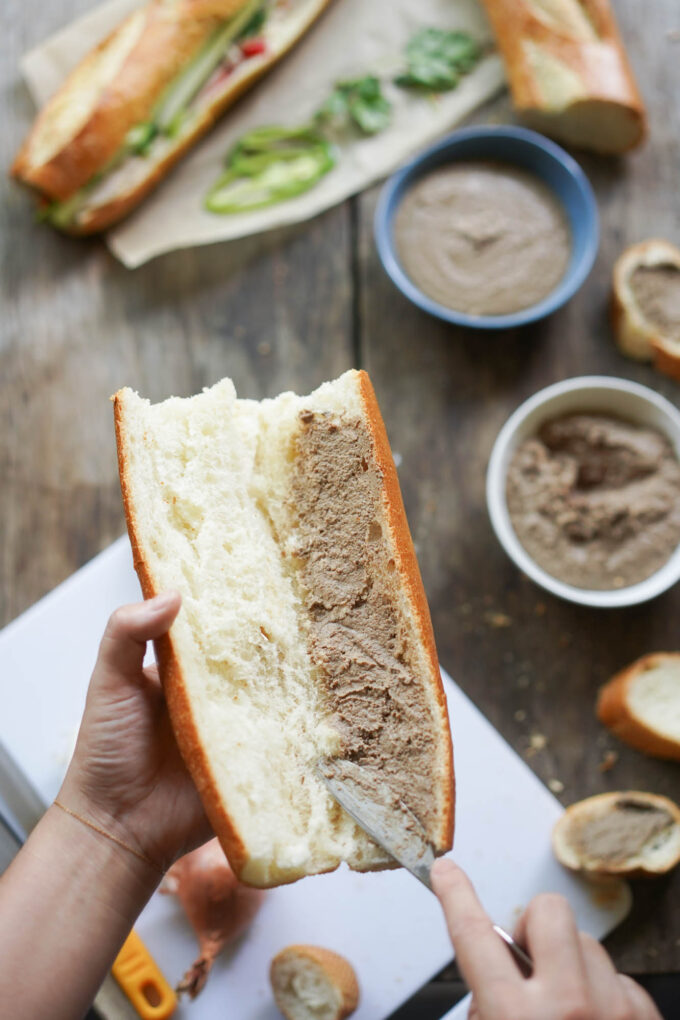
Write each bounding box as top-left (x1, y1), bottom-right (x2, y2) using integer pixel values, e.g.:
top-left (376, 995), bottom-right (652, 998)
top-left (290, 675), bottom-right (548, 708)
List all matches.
top-left (270, 945), bottom-right (359, 1020)
top-left (597, 652), bottom-right (680, 762)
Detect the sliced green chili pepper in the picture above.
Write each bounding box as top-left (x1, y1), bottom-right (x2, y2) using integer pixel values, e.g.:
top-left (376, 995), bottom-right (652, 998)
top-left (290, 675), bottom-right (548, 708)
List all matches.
top-left (205, 129), bottom-right (335, 214)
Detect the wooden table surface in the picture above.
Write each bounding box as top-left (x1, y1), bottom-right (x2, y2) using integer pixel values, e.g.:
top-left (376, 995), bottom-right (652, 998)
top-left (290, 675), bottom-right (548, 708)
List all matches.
top-left (3, 0), bottom-right (680, 980)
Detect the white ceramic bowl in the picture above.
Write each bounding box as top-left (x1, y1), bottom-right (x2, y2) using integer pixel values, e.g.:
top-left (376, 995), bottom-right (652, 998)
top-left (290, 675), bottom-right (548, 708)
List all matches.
top-left (486, 376), bottom-right (680, 608)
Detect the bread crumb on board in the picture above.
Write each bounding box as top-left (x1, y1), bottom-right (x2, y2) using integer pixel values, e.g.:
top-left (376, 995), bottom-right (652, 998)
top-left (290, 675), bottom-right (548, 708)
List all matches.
top-left (486, 611), bottom-right (512, 628)
top-left (526, 732), bottom-right (548, 756)
top-left (548, 778), bottom-right (565, 794)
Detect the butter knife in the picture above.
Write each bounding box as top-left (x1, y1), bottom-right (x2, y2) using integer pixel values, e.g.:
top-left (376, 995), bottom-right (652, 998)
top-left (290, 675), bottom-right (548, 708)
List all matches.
top-left (318, 758), bottom-right (533, 977)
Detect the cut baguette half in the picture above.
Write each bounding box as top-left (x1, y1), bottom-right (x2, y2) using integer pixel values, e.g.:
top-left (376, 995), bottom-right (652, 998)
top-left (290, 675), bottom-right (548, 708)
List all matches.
top-left (611, 239), bottom-right (680, 380)
top-left (553, 791), bottom-right (680, 878)
top-left (597, 652), bottom-right (680, 761)
top-left (113, 370), bottom-right (454, 887)
top-left (270, 945), bottom-right (359, 1020)
top-left (479, 0), bottom-right (646, 154)
top-left (12, 0), bottom-right (333, 233)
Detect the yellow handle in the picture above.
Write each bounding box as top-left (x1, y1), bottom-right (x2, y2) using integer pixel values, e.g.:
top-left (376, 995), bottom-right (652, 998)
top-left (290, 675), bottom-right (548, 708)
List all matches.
top-left (112, 930), bottom-right (177, 1019)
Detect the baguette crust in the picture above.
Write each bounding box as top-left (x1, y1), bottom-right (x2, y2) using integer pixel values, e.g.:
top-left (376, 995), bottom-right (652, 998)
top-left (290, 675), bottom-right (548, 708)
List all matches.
top-left (553, 791), bottom-right (680, 878)
top-left (479, 0), bottom-right (646, 153)
top-left (611, 239), bottom-right (680, 381)
top-left (597, 653), bottom-right (680, 762)
top-left (357, 372), bottom-right (454, 851)
top-left (270, 945), bottom-right (359, 1020)
top-left (13, 0), bottom-right (334, 233)
top-left (114, 370), bottom-right (453, 884)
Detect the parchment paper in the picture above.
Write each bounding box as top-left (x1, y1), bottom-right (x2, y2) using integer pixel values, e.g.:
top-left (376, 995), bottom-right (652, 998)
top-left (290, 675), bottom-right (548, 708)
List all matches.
top-left (21, 0), bottom-right (505, 267)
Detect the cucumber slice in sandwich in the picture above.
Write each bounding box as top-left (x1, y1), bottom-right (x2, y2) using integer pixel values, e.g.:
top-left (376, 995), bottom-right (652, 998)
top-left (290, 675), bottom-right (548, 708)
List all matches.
top-left (154, 0), bottom-right (266, 134)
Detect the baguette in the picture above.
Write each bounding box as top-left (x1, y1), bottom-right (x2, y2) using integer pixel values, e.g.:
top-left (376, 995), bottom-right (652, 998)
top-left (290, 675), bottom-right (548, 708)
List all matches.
top-left (12, 0), bottom-right (332, 234)
top-left (611, 239), bottom-right (680, 380)
top-left (553, 791), bottom-right (680, 878)
top-left (597, 652), bottom-right (680, 761)
top-left (479, 0), bottom-right (646, 154)
top-left (270, 945), bottom-right (359, 1020)
top-left (113, 370), bottom-right (454, 887)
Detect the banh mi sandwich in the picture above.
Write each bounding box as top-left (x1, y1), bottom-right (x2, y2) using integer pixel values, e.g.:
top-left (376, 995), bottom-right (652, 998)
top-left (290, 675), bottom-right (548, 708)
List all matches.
top-left (12, 0), bottom-right (333, 234)
top-left (114, 370), bottom-right (454, 887)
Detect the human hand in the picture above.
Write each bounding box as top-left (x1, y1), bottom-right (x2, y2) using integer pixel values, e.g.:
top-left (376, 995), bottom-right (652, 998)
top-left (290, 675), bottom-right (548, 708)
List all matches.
top-left (431, 858), bottom-right (661, 1020)
top-left (58, 592), bottom-right (212, 873)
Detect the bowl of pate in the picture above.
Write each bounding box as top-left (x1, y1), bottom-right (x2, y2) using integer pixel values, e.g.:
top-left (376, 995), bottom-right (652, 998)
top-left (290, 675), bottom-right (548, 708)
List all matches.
top-left (487, 377), bottom-right (680, 607)
top-left (374, 125), bottom-right (598, 330)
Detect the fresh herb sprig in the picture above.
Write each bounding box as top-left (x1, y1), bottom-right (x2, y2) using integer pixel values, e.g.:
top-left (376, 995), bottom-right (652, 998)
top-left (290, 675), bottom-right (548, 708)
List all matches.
top-left (316, 76), bottom-right (392, 136)
top-left (395, 28), bottom-right (482, 91)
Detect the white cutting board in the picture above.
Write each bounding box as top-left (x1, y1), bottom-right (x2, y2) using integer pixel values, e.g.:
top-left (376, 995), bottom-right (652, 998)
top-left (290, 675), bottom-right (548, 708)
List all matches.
top-left (0, 537), bottom-right (631, 1020)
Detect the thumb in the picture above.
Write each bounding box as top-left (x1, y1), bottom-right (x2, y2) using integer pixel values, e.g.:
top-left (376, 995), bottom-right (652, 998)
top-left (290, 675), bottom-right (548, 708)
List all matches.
top-left (96, 592), bottom-right (181, 681)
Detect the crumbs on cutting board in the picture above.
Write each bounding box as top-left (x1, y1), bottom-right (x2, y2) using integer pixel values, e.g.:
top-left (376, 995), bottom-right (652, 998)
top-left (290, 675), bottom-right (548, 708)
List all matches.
top-left (525, 732), bottom-right (548, 756)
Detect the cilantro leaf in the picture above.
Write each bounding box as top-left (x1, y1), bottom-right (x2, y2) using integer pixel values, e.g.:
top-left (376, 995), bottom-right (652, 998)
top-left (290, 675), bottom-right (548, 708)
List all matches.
top-left (395, 28), bottom-right (482, 91)
top-left (317, 76), bottom-right (391, 135)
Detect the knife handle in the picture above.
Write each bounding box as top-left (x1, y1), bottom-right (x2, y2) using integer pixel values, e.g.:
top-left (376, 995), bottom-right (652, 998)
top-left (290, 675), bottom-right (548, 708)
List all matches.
top-left (112, 930), bottom-right (177, 1019)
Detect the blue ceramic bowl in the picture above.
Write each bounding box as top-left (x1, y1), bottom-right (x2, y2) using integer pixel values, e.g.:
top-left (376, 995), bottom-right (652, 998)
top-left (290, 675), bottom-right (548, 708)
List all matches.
top-left (374, 125), bottom-right (599, 330)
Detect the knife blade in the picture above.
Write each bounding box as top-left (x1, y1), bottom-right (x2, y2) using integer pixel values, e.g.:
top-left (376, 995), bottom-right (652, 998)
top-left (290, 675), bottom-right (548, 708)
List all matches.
top-left (317, 757), bottom-right (533, 976)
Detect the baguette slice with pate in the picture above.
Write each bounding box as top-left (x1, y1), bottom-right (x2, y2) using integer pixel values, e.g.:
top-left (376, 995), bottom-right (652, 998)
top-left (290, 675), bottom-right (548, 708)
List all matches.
top-left (113, 370), bottom-right (454, 887)
top-left (12, 0), bottom-right (333, 234)
top-left (597, 653), bottom-right (680, 761)
top-left (479, 0), bottom-right (646, 154)
top-left (553, 791), bottom-right (680, 878)
top-left (270, 945), bottom-right (359, 1020)
top-left (611, 239), bottom-right (680, 380)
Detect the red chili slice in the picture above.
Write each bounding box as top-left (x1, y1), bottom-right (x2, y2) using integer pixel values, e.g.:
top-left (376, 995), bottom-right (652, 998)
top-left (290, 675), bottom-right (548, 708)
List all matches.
top-left (241, 37), bottom-right (267, 57)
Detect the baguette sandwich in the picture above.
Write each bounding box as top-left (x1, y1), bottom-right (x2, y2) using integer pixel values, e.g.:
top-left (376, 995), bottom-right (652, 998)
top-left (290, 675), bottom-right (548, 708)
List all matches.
top-left (113, 370), bottom-right (454, 887)
top-left (12, 0), bottom-right (332, 234)
top-left (479, 0), bottom-right (646, 154)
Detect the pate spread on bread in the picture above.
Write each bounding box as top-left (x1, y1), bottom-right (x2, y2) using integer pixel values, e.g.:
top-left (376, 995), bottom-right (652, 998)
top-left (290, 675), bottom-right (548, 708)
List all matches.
top-left (113, 370), bottom-right (454, 887)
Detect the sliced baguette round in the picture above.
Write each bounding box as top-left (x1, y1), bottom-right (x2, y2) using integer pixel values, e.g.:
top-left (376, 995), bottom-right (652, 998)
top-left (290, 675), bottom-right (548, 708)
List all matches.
top-left (270, 945), bottom-right (359, 1020)
top-left (479, 0), bottom-right (646, 154)
top-left (611, 239), bottom-right (680, 379)
top-left (553, 791), bottom-right (680, 878)
top-left (113, 369), bottom-right (454, 887)
top-left (597, 652), bottom-right (680, 761)
top-left (12, 0), bottom-right (333, 233)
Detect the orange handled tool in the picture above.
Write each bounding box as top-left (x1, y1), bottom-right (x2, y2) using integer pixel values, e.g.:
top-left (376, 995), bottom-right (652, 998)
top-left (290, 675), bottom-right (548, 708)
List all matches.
top-left (112, 930), bottom-right (177, 1019)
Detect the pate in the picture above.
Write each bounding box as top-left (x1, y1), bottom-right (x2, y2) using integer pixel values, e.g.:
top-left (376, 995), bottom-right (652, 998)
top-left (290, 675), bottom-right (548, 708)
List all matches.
top-left (630, 264), bottom-right (680, 338)
top-left (290, 410), bottom-right (437, 829)
top-left (572, 798), bottom-right (675, 866)
top-left (393, 160), bottom-right (571, 317)
top-left (506, 413), bottom-right (680, 590)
